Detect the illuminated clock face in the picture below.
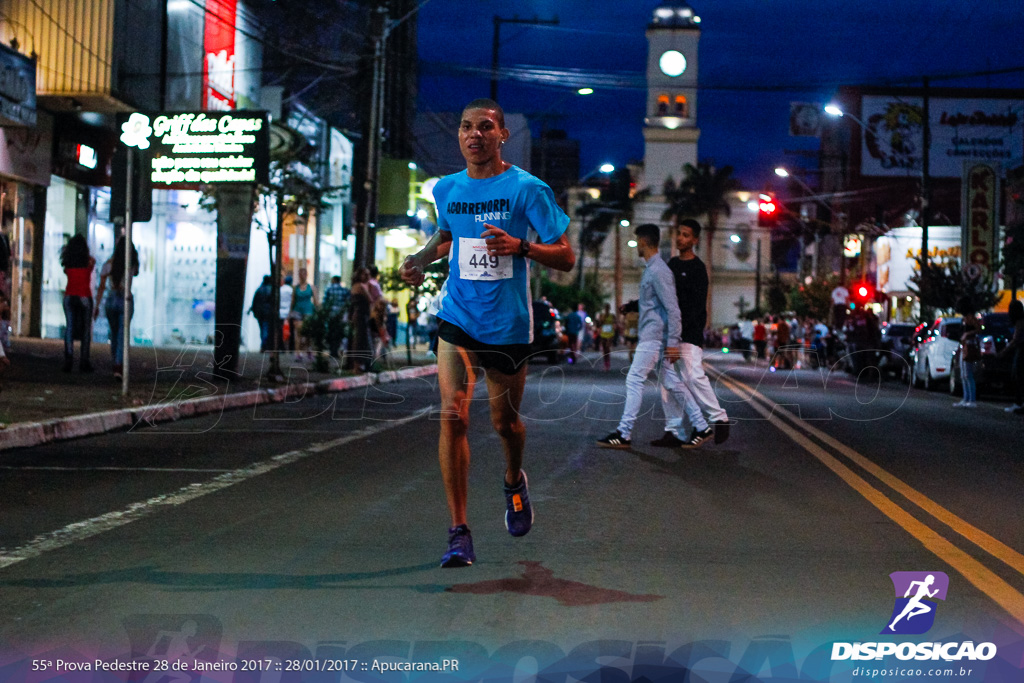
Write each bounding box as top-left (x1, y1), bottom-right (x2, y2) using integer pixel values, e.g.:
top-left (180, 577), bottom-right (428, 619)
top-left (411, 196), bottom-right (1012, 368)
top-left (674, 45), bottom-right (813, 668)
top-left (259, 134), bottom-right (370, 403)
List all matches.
top-left (659, 50), bottom-right (687, 77)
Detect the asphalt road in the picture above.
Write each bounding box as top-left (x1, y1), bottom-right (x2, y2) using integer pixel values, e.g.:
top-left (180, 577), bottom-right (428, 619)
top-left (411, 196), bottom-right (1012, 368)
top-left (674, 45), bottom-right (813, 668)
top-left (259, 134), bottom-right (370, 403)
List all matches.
top-left (1, 352), bottom-right (1022, 682)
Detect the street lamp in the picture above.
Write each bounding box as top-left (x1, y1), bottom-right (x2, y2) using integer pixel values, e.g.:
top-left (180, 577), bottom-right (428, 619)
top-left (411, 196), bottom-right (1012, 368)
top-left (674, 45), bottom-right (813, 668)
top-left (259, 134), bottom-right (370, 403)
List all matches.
top-left (823, 104), bottom-right (872, 135)
top-left (774, 166), bottom-right (833, 279)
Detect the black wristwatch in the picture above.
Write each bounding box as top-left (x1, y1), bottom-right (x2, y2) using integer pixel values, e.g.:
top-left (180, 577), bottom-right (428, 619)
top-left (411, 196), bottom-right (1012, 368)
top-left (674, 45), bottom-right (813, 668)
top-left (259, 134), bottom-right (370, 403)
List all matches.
top-left (518, 238), bottom-right (531, 257)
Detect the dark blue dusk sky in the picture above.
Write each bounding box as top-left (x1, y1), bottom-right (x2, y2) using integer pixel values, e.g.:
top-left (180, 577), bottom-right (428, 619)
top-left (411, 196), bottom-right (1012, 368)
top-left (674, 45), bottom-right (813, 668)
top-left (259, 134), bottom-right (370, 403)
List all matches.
top-left (417, 0), bottom-right (1024, 189)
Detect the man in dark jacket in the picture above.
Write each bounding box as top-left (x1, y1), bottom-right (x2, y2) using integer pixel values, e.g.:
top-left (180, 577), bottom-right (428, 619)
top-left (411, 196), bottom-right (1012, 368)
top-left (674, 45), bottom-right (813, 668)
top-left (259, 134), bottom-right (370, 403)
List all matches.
top-left (249, 275), bottom-right (274, 351)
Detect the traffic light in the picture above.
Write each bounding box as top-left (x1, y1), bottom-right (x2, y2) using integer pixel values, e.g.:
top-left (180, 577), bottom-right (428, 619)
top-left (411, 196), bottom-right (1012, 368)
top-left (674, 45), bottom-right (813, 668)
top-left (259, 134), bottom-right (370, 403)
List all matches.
top-left (850, 280), bottom-right (875, 306)
top-left (757, 194), bottom-right (779, 227)
top-left (604, 167), bottom-right (633, 207)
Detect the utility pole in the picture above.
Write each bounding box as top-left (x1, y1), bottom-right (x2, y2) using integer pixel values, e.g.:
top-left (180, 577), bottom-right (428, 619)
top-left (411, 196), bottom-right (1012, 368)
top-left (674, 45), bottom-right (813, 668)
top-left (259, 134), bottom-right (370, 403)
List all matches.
top-left (358, 5), bottom-right (389, 269)
top-left (267, 187), bottom-right (285, 379)
top-left (920, 76), bottom-right (931, 264)
top-left (491, 15), bottom-right (559, 101)
top-left (755, 236), bottom-right (762, 312)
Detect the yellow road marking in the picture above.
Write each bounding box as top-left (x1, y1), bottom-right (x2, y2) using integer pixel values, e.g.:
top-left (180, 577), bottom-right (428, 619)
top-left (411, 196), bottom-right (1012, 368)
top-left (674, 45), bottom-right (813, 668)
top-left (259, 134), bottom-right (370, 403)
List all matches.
top-left (714, 372), bottom-right (1024, 633)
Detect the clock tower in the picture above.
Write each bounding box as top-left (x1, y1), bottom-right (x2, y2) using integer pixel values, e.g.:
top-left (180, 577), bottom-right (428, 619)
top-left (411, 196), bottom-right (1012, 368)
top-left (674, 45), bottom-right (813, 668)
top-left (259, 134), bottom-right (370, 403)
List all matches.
top-left (643, 0), bottom-right (701, 196)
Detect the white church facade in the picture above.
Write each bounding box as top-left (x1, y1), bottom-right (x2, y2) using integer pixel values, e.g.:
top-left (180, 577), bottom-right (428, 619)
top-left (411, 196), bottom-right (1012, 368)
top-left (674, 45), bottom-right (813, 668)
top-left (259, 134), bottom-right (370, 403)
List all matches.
top-left (561, 0), bottom-right (770, 329)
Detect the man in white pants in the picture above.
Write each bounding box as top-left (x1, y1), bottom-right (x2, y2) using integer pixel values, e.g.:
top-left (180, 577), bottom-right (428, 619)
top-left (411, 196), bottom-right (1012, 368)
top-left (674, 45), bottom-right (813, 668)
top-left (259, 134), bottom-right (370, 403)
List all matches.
top-left (652, 219), bottom-right (730, 448)
top-left (597, 224), bottom-right (710, 449)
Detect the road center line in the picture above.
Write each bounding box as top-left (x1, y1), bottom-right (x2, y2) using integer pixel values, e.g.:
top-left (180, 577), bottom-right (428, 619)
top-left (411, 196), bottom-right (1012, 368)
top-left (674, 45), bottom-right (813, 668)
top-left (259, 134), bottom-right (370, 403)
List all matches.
top-left (712, 369), bottom-right (1024, 576)
top-left (714, 372), bottom-right (1024, 633)
top-left (0, 406), bottom-right (435, 571)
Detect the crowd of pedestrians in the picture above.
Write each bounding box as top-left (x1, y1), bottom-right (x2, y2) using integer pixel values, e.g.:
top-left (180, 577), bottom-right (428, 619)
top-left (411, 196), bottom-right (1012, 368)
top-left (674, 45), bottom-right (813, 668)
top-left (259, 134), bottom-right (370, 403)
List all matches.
top-left (246, 263), bottom-right (437, 375)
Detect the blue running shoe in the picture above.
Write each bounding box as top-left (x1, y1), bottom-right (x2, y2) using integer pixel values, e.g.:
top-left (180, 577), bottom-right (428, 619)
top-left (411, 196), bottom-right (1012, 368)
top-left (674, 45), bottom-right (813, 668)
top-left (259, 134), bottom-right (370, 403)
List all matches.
top-left (440, 524), bottom-right (475, 568)
top-left (504, 471), bottom-right (533, 537)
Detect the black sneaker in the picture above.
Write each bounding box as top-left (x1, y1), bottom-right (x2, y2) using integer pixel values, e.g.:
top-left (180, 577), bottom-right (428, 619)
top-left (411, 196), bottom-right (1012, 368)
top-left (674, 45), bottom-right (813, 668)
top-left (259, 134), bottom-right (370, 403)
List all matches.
top-left (597, 431), bottom-right (631, 448)
top-left (713, 420), bottom-right (731, 444)
top-left (440, 524), bottom-right (475, 568)
top-left (650, 431), bottom-right (684, 447)
top-left (680, 426), bottom-right (713, 449)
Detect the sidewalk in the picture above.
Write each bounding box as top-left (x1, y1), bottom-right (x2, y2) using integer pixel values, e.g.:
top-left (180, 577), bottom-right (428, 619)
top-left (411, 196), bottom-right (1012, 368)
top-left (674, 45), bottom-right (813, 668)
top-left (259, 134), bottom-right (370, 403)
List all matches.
top-left (0, 338), bottom-right (438, 452)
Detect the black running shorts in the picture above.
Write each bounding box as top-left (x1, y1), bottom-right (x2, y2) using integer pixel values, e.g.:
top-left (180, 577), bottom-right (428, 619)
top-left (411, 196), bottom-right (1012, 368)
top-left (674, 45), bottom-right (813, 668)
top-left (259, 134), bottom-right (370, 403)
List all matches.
top-left (437, 320), bottom-right (532, 375)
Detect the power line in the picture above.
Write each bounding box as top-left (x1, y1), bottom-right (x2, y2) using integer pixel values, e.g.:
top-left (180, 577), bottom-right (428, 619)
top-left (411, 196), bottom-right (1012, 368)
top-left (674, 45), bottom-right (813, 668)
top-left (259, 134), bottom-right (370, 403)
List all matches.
top-left (422, 59), bottom-right (1024, 95)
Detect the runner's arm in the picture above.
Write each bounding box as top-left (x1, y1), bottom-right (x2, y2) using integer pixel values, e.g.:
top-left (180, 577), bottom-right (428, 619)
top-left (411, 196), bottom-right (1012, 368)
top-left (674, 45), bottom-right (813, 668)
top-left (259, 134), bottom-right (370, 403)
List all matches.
top-left (400, 230), bottom-right (453, 286)
top-left (480, 225), bottom-right (575, 272)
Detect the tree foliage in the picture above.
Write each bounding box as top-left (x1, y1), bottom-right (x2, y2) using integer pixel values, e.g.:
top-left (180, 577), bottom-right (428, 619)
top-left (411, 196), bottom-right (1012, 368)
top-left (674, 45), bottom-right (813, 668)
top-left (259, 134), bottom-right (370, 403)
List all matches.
top-left (539, 273), bottom-right (605, 315)
top-left (661, 162), bottom-right (740, 232)
top-left (909, 257), bottom-right (1003, 315)
top-left (788, 274), bottom-right (840, 320)
top-left (378, 260), bottom-right (448, 299)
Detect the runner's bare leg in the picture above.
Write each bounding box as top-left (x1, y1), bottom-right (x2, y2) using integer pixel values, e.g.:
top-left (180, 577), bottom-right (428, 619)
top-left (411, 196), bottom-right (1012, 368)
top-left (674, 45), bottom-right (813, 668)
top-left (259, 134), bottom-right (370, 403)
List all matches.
top-left (437, 339), bottom-right (479, 527)
top-left (484, 362), bottom-right (527, 486)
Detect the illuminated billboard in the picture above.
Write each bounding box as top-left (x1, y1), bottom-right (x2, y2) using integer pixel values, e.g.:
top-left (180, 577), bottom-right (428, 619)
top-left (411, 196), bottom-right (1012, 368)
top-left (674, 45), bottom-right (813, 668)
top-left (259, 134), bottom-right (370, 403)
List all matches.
top-left (119, 111), bottom-right (270, 189)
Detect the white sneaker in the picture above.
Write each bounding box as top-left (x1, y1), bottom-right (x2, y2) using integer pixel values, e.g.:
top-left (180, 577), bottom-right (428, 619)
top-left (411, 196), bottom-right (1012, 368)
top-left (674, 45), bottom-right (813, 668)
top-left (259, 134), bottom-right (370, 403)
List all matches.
top-left (1005, 404), bottom-right (1023, 413)
top-left (963, 402), bottom-right (977, 408)
top-left (952, 401), bottom-right (965, 407)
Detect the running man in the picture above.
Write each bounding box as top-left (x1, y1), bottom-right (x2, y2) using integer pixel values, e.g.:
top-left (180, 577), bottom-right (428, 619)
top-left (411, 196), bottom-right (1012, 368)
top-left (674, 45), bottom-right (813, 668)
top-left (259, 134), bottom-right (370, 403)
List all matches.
top-left (399, 98), bottom-right (574, 568)
top-left (888, 574), bottom-right (940, 631)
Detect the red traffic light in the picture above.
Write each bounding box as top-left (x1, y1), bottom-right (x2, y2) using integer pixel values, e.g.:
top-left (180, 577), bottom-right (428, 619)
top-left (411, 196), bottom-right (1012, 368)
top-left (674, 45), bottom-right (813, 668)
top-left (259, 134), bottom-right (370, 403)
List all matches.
top-left (850, 281), bottom-right (875, 304)
top-left (758, 195), bottom-right (780, 227)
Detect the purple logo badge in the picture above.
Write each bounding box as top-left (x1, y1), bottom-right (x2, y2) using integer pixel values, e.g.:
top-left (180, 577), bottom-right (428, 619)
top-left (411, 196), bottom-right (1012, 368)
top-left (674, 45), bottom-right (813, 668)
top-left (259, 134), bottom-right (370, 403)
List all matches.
top-left (881, 571), bottom-right (949, 635)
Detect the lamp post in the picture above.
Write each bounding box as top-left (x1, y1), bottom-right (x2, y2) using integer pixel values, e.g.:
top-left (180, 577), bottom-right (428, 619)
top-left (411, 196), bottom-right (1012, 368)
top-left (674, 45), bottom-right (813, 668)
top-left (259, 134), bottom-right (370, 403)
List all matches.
top-left (574, 164), bottom-right (615, 293)
top-left (775, 166), bottom-right (831, 279)
top-left (359, 0), bottom-right (435, 268)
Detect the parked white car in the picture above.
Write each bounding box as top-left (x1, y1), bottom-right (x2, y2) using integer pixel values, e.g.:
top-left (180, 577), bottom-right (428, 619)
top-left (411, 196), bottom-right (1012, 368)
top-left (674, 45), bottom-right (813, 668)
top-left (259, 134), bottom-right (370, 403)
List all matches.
top-left (911, 317), bottom-right (963, 390)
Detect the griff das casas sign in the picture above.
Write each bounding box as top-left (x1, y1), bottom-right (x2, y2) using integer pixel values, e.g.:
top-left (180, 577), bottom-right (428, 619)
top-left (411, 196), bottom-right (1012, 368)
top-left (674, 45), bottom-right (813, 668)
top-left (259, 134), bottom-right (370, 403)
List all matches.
top-left (119, 111), bottom-right (269, 189)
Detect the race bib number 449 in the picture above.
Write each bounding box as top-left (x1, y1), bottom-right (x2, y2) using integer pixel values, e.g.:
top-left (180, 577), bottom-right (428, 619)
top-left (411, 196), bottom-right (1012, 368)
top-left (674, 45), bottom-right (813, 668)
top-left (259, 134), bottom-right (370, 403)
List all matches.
top-left (458, 237), bottom-right (513, 280)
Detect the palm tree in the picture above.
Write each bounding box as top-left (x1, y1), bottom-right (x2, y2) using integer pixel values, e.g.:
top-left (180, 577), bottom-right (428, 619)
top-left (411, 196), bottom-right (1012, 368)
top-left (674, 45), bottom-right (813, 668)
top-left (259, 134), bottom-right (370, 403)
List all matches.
top-left (662, 161), bottom-right (740, 320)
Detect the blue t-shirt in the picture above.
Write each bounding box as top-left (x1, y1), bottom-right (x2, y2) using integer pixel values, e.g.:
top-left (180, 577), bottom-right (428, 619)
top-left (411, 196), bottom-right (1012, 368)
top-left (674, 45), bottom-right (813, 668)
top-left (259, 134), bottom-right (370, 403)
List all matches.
top-left (434, 166), bottom-right (569, 345)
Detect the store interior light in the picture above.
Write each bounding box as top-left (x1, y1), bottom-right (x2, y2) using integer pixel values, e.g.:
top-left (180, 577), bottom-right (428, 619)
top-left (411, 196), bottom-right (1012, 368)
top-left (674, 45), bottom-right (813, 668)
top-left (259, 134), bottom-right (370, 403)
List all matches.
top-left (384, 228), bottom-right (417, 250)
top-left (730, 234), bottom-right (741, 243)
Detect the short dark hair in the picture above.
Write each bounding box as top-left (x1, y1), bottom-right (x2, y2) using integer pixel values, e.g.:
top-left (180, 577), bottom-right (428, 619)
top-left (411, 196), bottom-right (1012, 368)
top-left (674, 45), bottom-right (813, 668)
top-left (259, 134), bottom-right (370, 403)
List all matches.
top-left (679, 218), bottom-right (702, 239)
top-left (462, 98), bottom-right (505, 129)
top-left (634, 223), bottom-right (660, 248)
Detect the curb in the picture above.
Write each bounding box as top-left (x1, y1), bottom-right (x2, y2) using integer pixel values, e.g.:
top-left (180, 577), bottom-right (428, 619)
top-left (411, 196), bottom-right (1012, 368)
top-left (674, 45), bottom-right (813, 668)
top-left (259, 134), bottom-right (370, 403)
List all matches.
top-left (0, 365), bottom-right (438, 453)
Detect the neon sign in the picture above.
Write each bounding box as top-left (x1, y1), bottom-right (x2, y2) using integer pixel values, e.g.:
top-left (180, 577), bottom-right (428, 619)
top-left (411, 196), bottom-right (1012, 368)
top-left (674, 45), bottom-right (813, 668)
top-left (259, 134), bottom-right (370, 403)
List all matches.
top-left (129, 111), bottom-right (269, 188)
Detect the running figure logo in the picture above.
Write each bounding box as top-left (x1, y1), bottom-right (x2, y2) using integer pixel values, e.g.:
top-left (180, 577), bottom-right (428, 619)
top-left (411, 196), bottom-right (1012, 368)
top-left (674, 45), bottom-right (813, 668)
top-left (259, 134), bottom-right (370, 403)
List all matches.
top-left (882, 571), bottom-right (949, 635)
